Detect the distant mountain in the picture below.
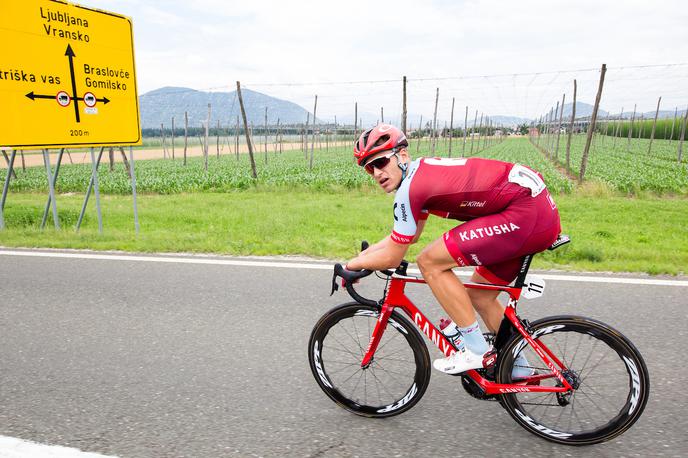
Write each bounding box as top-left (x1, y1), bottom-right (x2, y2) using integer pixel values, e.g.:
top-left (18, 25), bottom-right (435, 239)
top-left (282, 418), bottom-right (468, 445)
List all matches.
top-left (486, 115), bottom-right (532, 127)
top-left (138, 87), bottom-right (316, 129)
top-left (555, 102), bottom-right (608, 119)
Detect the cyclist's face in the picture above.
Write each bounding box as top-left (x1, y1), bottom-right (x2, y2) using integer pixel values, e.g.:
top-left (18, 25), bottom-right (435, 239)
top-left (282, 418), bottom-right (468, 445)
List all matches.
top-left (366, 149), bottom-right (408, 193)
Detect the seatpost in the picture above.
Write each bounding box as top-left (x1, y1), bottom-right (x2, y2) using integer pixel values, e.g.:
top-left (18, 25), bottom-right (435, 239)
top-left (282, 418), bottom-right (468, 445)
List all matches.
top-left (513, 254), bottom-right (533, 289)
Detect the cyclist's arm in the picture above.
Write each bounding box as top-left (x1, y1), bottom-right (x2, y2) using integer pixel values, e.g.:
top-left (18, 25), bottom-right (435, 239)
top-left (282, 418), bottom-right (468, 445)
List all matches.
top-left (352, 217), bottom-right (425, 270)
top-left (347, 236), bottom-right (410, 271)
top-left (411, 216), bottom-right (427, 243)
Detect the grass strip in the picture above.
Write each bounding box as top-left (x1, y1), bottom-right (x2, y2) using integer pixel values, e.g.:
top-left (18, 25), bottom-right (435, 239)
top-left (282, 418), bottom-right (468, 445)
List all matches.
top-left (1, 190), bottom-right (686, 275)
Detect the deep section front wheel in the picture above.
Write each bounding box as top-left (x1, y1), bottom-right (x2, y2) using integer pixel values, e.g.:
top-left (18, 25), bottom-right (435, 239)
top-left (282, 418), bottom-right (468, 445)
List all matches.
top-left (308, 302), bottom-right (431, 418)
top-left (496, 315), bottom-right (650, 445)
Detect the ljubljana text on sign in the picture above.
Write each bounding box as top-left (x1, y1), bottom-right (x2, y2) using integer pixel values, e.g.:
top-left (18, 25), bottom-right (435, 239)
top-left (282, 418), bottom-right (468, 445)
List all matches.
top-left (0, 0), bottom-right (141, 148)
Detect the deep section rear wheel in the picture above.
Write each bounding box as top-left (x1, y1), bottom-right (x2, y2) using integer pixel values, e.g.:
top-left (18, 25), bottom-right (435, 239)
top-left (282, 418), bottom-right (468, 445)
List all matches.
top-left (496, 315), bottom-right (649, 445)
top-left (308, 302), bottom-right (431, 418)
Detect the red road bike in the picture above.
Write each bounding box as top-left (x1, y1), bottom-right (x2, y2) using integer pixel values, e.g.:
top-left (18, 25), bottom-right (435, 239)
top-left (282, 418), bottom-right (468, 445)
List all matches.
top-left (308, 236), bottom-right (649, 445)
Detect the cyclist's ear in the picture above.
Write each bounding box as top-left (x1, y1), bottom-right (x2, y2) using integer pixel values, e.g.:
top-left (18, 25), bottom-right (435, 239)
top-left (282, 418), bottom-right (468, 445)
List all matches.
top-left (398, 147), bottom-right (411, 163)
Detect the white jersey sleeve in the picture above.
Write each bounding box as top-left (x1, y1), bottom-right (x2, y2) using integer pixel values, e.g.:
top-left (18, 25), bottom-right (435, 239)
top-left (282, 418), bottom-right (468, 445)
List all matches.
top-left (390, 160), bottom-right (422, 244)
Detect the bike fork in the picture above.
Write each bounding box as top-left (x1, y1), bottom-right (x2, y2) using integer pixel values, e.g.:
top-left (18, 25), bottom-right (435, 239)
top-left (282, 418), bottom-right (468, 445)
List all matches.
top-left (360, 303), bottom-right (394, 368)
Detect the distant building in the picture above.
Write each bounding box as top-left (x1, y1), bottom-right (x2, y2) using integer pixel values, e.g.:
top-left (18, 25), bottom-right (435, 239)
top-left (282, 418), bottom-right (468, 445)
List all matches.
top-left (528, 127), bottom-right (540, 137)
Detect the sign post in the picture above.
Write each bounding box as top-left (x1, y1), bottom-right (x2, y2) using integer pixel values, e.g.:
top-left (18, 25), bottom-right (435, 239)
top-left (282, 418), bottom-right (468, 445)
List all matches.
top-left (0, 0), bottom-right (141, 231)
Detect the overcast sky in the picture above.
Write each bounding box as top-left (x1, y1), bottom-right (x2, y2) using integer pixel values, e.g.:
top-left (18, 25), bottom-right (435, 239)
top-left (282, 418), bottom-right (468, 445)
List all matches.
top-left (82, 0), bottom-right (688, 123)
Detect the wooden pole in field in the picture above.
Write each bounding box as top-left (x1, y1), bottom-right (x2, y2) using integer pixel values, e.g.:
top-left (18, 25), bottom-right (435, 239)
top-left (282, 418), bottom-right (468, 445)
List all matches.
top-left (204, 103), bottom-right (211, 171)
top-left (613, 108), bottom-right (623, 148)
top-left (171, 117), bottom-right (175, 160)
top-left (354, 102), bottom-right (358, 142)
top-left (566, 80), bottom-right (577, 171)
top-left (669, 107), bottom-right (678, 143)
top-left (678, 107), bottom-right (687, 163)
top-left (160, 123), bottom-right (167, 159)
top-left (551, 108), bottom-right (558, 152)
top-left (431, 88), bottom-right (439, 155)
top-left (235, 115), bottom-right (240, 160)
top-left (184, 111), bottom-right (188, 166)
top-left (555, 93), bottom-right (565, 159)
top-left (416, 115), bottom-right (423, 154)
top-left (627, 104), bottom-right (636, 151)
top-left (279, 119), bottom-right (283, 154)
top-left (304, 112), bottom-right (310, 160)
top-left (476, 113), bottom-right (484, 153)
top-left (648, 96), bottom-right (662, 156)
top-left (264, 106), bottom-right (268, 164)
top-left (536, 116), bottom-right (542, 147)
top-left (448, 97), bottom-right (455, 157)
top-left (470, 110), bottom-right (478, 155)
top-left (463, 106), bottom-right (468, 155)
top-left (310, 95), bottom-right (318, 170)
top-left (216, 120), bottom-right (220, 158)
top-left (402, 76), bottom-right (407, 134)
top-left (333, 116), bottom-right (337, 152)
top-left (236, 81), bottom-right (257, 179)
top-left (638, 115), bottom-right (644, 141)
top-left (579, 64), bottom-right (607, 183)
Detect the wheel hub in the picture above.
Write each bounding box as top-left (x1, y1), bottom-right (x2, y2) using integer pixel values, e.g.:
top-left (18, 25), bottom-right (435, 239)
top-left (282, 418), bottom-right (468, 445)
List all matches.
top-left (556, 369), bottom-right (580, 406)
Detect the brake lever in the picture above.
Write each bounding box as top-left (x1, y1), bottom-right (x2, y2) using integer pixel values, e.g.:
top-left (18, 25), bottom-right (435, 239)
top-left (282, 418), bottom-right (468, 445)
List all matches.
top-left (330, 268), bottom-right (339, 296)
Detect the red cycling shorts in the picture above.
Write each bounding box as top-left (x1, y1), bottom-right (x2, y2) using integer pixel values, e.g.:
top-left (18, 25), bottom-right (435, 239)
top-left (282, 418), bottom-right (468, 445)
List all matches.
top-left (442, 186), bottom-right (561, 285)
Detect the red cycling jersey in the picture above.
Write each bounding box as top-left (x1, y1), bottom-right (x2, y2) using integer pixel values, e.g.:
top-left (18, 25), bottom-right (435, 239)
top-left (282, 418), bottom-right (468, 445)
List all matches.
top-left (391, 157), bottom-right (561, 284)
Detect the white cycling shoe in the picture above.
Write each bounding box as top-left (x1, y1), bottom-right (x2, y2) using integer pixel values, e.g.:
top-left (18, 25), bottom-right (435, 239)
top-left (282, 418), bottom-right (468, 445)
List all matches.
top-left (433, 347), bottom-right (485, 375)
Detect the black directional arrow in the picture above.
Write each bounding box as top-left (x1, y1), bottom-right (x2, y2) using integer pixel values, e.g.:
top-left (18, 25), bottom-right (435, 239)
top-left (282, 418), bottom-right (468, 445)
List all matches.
top-left (25, 45), bottom-right (112, 120)
top-left (65, 44), bottom-right (80, 123)
top-left (75, 96), bottom-right (110, 104)
top-left (25, 91), bottom-right (54, 101)
top-left (25, 92), bottom-right (111, 104)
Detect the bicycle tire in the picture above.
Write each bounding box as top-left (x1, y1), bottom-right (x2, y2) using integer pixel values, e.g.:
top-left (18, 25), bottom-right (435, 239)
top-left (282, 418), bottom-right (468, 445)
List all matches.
top-left (496, 315), bottom-right (650, 445)
top-left (308, 302), bottom-right (431, 418)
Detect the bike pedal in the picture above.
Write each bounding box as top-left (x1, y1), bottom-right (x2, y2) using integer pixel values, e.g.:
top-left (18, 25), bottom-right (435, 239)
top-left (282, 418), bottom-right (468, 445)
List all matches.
top-left (482, 351), bottom-right (497, 369)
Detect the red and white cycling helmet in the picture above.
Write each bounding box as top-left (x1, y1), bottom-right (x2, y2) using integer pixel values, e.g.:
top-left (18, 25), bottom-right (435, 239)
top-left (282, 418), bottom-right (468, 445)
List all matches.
top-left (353, 124), bottom-right (408, 166)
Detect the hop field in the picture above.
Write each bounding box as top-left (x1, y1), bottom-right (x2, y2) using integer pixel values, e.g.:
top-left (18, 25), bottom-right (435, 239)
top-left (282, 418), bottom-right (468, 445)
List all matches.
top-left (536, 133), bottom-right (688, 195)
top-left (1, 137), bottom-right (573, 195)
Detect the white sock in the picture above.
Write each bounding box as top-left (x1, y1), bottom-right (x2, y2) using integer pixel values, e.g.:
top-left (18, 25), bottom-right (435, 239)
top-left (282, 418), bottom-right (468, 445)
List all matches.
top-left (458, 321), bottom-right (489, 355)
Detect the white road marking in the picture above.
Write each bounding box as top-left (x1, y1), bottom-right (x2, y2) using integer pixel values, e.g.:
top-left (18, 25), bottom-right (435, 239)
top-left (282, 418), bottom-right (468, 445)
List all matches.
top-left (1, 249), bottom-right (686, 287)
top-left (0, 435), bottom-right (116, 458)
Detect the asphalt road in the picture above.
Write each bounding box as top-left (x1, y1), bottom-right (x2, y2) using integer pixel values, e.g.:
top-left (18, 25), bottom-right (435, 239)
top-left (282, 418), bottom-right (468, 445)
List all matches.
top-left (1, 251), bottom-right (686, 457)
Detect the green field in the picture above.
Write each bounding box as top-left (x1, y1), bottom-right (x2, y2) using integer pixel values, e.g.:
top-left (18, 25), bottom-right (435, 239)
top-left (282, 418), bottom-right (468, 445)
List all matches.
top-left (534, 133), bottom-right (688, 195)
top-left (2, 137), bottom-right (686, 275)
top-left (1, 190), bottom-right (686, 275)
top-left (1, 137), bottom-right (570, 194)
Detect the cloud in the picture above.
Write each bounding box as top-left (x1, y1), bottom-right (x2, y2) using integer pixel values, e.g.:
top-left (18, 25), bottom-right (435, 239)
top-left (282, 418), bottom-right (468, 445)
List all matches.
top-left (82, 0), bottom-right (688, 120)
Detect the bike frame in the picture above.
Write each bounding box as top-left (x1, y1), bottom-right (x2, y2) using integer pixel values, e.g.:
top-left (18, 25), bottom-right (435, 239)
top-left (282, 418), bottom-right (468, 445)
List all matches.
top-left (360, 274), bottom-right (574, 395)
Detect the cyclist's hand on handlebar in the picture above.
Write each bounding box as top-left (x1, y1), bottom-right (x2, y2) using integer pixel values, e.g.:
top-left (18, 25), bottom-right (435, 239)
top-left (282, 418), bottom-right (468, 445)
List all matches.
top-left (340, 264), bottom-right (361, 288)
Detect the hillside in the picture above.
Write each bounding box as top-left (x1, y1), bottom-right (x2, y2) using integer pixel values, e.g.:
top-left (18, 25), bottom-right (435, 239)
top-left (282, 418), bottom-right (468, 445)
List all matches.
top-left (139, 87), bottom-right (316, 129)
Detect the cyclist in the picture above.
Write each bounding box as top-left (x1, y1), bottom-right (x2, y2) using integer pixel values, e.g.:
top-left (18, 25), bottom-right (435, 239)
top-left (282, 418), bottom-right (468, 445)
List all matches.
top-left (344, 124), bottom-right (561, 375)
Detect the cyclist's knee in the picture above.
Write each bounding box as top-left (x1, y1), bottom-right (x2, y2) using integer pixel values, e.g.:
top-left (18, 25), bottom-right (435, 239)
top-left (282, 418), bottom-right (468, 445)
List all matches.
top-left (417, 246), bottom-right (451, 278)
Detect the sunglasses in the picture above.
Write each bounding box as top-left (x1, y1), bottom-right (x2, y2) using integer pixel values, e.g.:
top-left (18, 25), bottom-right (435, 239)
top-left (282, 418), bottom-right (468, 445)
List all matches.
top-left (364, 151), bottom-right (397, 175)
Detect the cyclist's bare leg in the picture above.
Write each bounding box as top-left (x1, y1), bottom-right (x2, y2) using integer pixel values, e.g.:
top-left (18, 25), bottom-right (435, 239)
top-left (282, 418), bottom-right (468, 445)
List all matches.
top-left (416, 237), bottom-right (477, 327)
top-left (467, 271), bottom-right (504, 333)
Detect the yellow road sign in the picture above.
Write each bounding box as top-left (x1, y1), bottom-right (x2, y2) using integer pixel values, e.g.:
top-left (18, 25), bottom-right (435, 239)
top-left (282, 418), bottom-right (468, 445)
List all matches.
top-left (0, 0), bottom-right (141, 149)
